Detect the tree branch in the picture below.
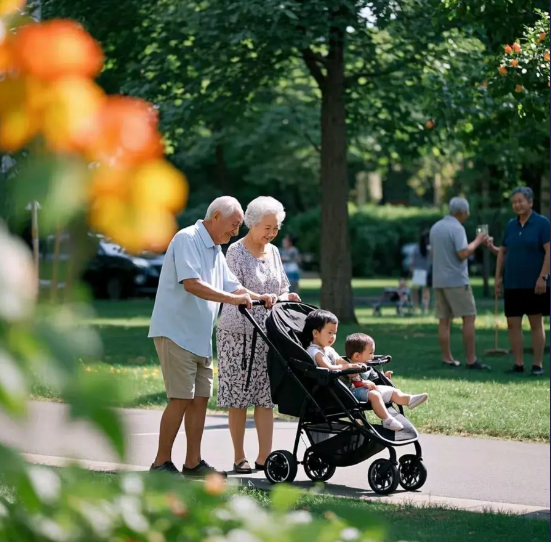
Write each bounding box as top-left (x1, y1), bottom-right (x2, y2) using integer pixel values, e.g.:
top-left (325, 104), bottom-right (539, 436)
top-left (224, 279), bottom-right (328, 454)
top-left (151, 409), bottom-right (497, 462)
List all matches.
top-left (301, 47), bottom-right (326, 89)
top-left (346, 52), bottom-right (420, 85)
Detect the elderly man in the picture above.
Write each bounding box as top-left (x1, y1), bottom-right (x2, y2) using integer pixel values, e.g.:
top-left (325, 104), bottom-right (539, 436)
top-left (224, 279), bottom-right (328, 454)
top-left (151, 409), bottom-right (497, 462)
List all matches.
top-left (148, 196), bottom-right (273, 476)
top-left (430, 197), bottom-right (490, 370)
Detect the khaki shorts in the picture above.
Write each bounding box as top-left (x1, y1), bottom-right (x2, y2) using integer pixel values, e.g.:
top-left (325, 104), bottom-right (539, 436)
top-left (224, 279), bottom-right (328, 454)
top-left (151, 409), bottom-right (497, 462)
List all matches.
top-left (153, 337), bottom-right (213, 400)
top-left (434, 285), bottom-right (477, 319)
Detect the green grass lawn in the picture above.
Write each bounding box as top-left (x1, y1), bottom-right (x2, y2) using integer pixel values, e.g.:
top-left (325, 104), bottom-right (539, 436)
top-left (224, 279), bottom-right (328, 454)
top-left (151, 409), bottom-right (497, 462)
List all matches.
top-left (31, 278), bottom-right (550, 442)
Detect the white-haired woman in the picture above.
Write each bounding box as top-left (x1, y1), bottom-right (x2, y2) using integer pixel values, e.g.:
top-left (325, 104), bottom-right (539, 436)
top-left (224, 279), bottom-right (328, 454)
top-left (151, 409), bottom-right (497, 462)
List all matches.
top-left (216, 196), bottom-right (301, 474)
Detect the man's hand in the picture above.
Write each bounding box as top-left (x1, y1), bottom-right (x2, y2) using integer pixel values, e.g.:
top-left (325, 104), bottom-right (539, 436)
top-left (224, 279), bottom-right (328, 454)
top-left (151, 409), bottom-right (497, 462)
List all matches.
top-left (494, 277), bottom-right (502, 297)
top-left (233, 293), bottom-right (252, 309)
top-left (260, 293), bottom-right (278, 308)
top-left (288, 292), bottom-right (301, 302)
top-left (535, 277), bottom-right (547, 295)
top-left (475, 232), bottom-right (489, 247)
top-left (384, 370), bottom-right (393, 379)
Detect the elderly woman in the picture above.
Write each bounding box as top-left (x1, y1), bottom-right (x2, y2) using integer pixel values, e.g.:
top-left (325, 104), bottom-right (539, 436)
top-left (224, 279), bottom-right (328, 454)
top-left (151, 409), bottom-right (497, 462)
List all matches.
top-left (216, 196), bottom-right (300, 474)
top-left (488, 187), bottom-right (550, 376)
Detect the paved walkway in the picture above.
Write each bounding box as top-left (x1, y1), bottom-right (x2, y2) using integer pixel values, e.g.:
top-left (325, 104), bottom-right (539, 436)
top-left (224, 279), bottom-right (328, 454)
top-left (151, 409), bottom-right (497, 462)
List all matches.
top-left (1, 402), bottom-right (549, 517)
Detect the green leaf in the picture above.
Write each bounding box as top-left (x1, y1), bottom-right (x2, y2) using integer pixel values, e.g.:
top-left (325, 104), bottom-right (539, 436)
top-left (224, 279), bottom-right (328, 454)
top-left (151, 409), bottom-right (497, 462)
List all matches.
top-left (271, 484), bottom-right (302, 513)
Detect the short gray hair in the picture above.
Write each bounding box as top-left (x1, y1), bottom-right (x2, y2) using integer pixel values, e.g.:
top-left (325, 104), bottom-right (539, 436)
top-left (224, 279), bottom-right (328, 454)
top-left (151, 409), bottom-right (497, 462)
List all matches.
top-left (205, 196), bottom-right (243, 220)
top-left (449, 197), bottom-right (470, 215)
top-left (511, 186), bottom-right (534, 201)
top-left (244, 196), bottom-right (286, 229)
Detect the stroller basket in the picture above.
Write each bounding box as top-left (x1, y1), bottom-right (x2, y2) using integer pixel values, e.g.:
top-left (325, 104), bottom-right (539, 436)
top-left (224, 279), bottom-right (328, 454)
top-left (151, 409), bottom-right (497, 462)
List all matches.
top-left (304, 423), bottom-right (385, 467)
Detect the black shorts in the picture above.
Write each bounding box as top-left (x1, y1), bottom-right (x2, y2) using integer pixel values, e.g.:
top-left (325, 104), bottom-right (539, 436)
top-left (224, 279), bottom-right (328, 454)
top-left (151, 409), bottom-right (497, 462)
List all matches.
top-left (504, 288), bottom-right (550, 318)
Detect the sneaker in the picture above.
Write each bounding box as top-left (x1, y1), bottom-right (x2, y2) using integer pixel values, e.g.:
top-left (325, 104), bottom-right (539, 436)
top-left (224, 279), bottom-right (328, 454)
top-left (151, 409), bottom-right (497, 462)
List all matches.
top-left (150, 461), bottom-right (180, 474)
top-left (408, 393), bottom-right (429, 410)
top-left (506, 364), bottom-right (524, 374)
top-left (467, 360), bottom-right (491, 371)
top-left (530, 365), bottom-right (544, 376)
top-left (182, 460), bottom-right (227, 479)
top-left (382, 417), bottom-right (404, 431)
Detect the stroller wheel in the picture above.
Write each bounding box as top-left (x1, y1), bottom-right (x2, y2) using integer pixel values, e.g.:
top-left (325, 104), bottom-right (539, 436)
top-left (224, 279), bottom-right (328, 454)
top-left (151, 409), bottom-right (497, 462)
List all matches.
top-left (368, 459), bottom-right (399, 495)
top-left (264, 450), bottom-right (298, 484)
top-left (398, 455), bottom-right (427, 491)
top-left (303, 449), bottom-right (336, 483)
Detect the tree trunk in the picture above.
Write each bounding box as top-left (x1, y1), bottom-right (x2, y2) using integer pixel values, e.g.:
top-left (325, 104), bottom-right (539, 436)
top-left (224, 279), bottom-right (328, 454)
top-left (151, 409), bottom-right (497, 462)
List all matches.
top-left (318, 33), bottom-right (356, 322)
top-left (214, 140), bottom-right (231, 193)
top-left (481, 178), bottom-right (490, 298)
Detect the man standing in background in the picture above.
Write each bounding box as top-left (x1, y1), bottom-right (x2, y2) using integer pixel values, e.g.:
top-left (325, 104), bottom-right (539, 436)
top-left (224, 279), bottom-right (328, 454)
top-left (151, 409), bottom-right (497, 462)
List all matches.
top-left (430, 197), bottom-right (490, 370)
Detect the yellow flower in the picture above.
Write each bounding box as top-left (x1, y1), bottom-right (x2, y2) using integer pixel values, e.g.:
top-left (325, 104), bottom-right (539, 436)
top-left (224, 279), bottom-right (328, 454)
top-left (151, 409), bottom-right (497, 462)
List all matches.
top-left (0, 0), bottom-right (25, 17)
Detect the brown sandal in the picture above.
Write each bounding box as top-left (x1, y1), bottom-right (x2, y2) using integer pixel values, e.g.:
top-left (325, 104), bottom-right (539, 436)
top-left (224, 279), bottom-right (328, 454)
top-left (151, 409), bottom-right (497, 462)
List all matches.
top-left (233, 459), bottom-right (253, 474)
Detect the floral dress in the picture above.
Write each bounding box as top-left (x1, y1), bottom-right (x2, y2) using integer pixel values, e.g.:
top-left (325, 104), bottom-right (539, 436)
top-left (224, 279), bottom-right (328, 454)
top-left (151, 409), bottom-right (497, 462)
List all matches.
top-left (216, 240), bottom-right (290, 409)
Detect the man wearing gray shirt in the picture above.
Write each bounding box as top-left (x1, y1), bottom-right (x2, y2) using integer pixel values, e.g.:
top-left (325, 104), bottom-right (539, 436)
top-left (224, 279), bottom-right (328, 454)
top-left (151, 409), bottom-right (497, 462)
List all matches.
top-left (430, 197), bottom-right (490, 370)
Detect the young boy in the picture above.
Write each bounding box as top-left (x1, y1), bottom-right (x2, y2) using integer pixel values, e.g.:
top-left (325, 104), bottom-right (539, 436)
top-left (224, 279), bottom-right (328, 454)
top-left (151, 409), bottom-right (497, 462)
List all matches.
top-left (345, 332), bottom-right (428, 423)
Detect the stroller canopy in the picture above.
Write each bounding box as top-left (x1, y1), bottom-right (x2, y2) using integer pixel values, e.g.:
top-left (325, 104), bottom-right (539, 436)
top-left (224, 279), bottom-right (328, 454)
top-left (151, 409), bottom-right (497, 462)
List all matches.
top-left (265, 302), bottom-right (318, 415)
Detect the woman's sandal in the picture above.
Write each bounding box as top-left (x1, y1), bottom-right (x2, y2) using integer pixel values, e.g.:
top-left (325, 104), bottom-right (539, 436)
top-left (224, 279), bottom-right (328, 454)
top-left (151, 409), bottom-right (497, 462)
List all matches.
top-left (254, 462), bottom-right (265, 471)
top-left (234, 459), bottom-right (253, 474)
top-left (442, 360), bottom-right (461, 367)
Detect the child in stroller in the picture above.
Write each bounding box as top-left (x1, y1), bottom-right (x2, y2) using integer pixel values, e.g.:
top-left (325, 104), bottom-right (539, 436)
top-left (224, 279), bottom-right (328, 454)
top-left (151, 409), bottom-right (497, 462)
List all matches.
top-left (372, 278), bottom-right (413, 316)
top-left (304, 310), bottom-right (428, 432)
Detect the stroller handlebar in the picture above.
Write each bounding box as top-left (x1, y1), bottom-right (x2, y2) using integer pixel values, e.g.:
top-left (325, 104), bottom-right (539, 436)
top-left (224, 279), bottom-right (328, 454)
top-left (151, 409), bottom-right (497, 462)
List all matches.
top-left (238, 300), bottom-right (266, 314)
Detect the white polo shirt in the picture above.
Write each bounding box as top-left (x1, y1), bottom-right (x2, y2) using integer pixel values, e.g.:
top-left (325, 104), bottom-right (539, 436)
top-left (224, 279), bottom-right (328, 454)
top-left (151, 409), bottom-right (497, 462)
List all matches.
top-left (148, 220), bottom-right (241, 357)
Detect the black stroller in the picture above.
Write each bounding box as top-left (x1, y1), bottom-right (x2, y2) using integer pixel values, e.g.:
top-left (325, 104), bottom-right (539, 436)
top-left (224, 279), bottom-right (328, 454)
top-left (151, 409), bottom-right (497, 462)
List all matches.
top-left (238, 300), bottom-right (427, 495)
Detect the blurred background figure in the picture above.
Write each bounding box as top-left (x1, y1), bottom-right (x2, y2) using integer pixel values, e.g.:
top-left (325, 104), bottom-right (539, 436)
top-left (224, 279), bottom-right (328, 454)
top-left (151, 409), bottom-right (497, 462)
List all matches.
top-left (280, 234), bottom-right (301, 294)
top-left (411, 229), bottom-right (431, 314)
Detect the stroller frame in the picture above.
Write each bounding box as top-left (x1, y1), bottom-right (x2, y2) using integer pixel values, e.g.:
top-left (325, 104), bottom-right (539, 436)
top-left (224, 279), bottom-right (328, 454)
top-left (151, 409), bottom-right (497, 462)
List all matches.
top-left (238, 301), bottom-right (427, 495)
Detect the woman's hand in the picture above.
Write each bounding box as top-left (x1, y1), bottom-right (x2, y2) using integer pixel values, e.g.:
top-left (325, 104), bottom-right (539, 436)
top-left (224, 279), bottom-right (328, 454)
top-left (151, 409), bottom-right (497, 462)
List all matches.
top-left (288, 292), bottom-right (301, 302)
top-left (260, 293), bottom-right (278, 308)
top-left (494, 277), bottom-right (502, 297)
top-left (535, 277), bottom-right (547, 295)
top-left (364, 381), bottom-right (378, 390)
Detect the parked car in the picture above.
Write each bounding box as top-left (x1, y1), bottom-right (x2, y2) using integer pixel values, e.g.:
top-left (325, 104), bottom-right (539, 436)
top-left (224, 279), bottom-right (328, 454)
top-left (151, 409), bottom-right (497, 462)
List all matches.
top-left (41, 234), bottom-right (164, 300)
top-left (83, 240), bottom-right (164, 299)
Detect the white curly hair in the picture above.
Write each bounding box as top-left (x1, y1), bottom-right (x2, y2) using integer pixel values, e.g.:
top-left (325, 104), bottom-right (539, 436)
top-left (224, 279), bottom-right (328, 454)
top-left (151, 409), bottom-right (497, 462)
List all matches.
top-left (244, 196), bottom-right (286, 229)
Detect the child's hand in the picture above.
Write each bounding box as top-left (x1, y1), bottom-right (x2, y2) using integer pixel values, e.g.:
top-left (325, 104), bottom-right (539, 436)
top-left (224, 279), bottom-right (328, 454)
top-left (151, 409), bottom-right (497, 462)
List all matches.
top-left (384, 371), bottom-right (393, 379)
top-left (351, 363), bottom-right (367, 371)
top-left (364, 381), bottom-right (378, 390)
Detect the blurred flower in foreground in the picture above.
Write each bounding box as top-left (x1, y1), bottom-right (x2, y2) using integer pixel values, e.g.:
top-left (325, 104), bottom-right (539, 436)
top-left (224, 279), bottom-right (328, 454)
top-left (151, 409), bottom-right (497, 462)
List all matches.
top-left (0, 3), bottom-right (188, 253)
top-left (0, 0), bottom-right (24, 17)
top-left (0, 225), bottom-right (36, 321)
top-left (14, 20), bottom-right (104, 80)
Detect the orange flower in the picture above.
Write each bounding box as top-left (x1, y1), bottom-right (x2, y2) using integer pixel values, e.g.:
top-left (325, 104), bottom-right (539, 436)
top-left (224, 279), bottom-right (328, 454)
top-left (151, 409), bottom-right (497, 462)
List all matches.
top-left (425, 120), bottom-right (435, 129)
top-left (41, 76), bottom-right (105, 152)
top-left (204, 473), bottom-right (226, 496)
top-left (512, 43), bottom-right (521, 52)
top-left (515, 85), bottom-right (523, 93)
top-left (0, 0), bottom-right (25, 16)
top-left (0, 36), bottom-right (19, 73)
top-left (84, 96), bottom-right (164, 166)
top-left (539, 32), bottom-right (546, 43)
top-left (131, 159), bottom-right (188, 213)
top-left (544, 51), bottom-right (550, 62)
top-left (498, 66), bottom-right (507, 75)
top-left (14, 20), bottom-right (103, 80)
top-left (504, 45), bottom-right (512, 54)
top-left (510, 59), bottom-right (518, 67)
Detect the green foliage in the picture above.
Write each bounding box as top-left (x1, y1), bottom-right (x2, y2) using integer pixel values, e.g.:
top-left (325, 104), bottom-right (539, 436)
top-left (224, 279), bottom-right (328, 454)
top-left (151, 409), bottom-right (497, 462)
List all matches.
top-left (0, 467), bottom-right (385, 542)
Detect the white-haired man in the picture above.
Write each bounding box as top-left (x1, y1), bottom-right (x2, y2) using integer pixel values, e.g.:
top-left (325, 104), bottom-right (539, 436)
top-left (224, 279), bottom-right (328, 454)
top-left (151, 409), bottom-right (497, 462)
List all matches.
top-left (148, 196), bottom-right (274, 476)
top-left (430, 197), bottom-right (490, 370)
